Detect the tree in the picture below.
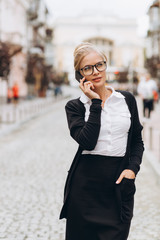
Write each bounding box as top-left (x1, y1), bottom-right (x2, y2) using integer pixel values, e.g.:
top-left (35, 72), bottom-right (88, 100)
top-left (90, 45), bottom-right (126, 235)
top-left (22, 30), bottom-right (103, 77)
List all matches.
top-left (0, 43), bottom-right (10, 78)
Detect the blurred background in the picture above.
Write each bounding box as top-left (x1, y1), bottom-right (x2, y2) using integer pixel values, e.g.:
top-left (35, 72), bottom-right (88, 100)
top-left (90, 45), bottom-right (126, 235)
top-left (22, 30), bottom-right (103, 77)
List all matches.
top-left (0, 1), bottom-right (160, 240)
top-left (0, 0), bottom-right (159, 99)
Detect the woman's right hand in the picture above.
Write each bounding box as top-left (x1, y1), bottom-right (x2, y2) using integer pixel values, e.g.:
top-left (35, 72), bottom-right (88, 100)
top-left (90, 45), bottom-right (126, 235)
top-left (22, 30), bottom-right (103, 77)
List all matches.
top-left (79, 77), bottom-right (100, 100)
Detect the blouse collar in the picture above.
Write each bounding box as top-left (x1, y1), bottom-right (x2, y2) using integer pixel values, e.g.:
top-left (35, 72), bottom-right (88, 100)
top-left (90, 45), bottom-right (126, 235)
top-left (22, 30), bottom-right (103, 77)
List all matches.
top-left (80, 86), bottom-right (125, 104)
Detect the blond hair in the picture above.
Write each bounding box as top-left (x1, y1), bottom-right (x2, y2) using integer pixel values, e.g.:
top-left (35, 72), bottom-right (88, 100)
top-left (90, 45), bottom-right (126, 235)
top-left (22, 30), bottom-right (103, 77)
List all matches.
top-left (74, 42), bottom-right (107, 71)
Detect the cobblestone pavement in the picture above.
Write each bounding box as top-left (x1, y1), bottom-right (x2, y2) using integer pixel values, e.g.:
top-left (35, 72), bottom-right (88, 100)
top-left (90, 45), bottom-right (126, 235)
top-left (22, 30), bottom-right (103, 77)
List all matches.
top-left (128, 158), bottom-right (160, 240)
top-left (0, 92), bottom-right (160, 239)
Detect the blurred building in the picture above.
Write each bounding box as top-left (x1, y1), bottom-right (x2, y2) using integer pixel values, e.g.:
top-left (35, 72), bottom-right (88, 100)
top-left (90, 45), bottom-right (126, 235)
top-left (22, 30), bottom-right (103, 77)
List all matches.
top-left (0, 0), bottom-right (29, 99)
top-left (52, 13), bottom-right (145, 85)
top-left (146, 0), bottom-right (160, 80)
top-left (26, 0), bottom-right (54, 97)
top-left (0, 0), bottom-right (53, 101)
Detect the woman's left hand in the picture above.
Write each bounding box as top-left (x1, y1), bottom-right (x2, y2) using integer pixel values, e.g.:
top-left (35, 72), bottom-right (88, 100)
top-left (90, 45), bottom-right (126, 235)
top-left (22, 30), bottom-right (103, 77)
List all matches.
top-left (116, 169), bottom-right (135, 184)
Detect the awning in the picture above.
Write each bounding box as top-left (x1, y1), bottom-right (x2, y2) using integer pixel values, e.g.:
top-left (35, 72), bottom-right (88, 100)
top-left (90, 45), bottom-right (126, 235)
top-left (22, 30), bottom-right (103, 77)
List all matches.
top-left (0, 41), bottom-right (22, 57)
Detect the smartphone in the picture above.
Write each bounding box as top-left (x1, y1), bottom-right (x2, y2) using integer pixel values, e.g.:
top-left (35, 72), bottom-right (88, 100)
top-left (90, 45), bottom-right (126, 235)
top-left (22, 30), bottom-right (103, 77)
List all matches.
top-left (75, 71), bottom-right (83, 82)
top-left (75, 71), bottom-right (87, 83)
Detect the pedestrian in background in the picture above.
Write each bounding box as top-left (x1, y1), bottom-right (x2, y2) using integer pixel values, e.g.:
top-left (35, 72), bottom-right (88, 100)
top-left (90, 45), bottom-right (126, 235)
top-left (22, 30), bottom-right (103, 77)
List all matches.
top-left (7, 87), bottom-right (12, 103)
top-left (12, 82), bottom-right (19, 104)
top-left (60, 42), bottom-right (144, 240)
top-left (137, 73), bottom-right (158, 118)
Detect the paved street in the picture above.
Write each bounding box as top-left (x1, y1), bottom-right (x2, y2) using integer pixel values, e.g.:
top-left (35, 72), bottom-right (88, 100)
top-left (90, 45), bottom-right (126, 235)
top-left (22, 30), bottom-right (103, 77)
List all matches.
top-left (0, 93), bottom-right (160, 240)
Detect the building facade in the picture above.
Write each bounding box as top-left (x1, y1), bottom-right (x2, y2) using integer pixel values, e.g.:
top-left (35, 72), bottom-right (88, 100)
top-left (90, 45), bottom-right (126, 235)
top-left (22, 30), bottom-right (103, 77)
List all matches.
top-left (26, 0), bottom-right (54, 97)
top-left (0, 0), bottom-right (53, 101)
top-left (52, 13), bottom-right (145, 85)
top-left (146, 0), bottom-right (160, 79)
top-left (0, 0), bottom-right (30, 99)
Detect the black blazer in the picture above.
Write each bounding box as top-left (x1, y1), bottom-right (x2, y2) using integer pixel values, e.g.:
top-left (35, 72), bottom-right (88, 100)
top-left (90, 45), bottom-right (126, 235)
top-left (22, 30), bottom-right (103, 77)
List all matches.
top-left (60, 90), bottom-right (144, 221)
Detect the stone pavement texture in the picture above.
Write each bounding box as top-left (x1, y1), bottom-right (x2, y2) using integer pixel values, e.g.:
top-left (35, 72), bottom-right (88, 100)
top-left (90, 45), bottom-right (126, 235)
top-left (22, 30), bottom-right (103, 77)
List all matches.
top-left (0, 87), bottom-right (159, 239)
top-left (0, 85), bottom-right (71, 137)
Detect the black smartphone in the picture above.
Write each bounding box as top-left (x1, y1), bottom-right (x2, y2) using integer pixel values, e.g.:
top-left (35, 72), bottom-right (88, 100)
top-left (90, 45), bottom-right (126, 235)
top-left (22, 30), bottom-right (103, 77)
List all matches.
top-left (75, 71), bottom-right (87, 83)
top-left (75, 71), bottom-right (83, 82)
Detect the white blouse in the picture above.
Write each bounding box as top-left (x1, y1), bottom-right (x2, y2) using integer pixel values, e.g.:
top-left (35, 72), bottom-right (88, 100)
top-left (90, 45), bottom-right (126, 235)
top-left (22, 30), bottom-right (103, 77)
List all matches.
top-left (80, 86), bottom-right (131, 157)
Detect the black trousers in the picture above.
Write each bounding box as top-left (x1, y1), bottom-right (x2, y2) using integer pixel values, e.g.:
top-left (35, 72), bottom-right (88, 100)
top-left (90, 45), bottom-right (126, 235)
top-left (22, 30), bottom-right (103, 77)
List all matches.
top-left (143, 99), bottom-right (154, 118)
top-left (65, 154), bottom-right (131, 240)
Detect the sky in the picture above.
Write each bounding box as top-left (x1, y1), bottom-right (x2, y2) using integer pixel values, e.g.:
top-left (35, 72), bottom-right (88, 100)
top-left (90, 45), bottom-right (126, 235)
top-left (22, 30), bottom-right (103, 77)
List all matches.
top-left (45, 0), bottom-right (154, 37)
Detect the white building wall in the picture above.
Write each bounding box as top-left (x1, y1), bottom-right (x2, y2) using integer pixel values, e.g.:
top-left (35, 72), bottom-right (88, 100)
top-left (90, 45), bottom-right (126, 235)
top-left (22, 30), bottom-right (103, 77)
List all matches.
top-left (0, 0), bottom-right (50, 98)
top-left (146, 3), bottom-right (160, 60)
top-left (0, 0), bottom-right (29, 49)
top-left (52, 14), bottom-right (145, 83)
top-left (38, 0), bottom-right (47, 23)
top-left (0, 0), bottom-right (30, 97)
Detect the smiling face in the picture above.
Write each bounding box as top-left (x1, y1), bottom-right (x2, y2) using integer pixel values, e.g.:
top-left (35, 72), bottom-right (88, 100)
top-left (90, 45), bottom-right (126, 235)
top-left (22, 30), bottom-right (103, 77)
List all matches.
top-left (79, 51), bottom-right (107, 88)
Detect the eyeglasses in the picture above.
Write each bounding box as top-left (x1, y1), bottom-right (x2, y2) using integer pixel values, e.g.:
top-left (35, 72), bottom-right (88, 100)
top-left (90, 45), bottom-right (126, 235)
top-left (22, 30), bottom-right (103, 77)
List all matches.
top-left (80, 61), bottom-right (107, 76)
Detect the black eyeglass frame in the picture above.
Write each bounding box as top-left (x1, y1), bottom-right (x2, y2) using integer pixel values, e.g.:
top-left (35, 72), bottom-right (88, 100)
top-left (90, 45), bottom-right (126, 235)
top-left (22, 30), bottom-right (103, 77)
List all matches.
top-left (80, 61), bottom-right (107, 76)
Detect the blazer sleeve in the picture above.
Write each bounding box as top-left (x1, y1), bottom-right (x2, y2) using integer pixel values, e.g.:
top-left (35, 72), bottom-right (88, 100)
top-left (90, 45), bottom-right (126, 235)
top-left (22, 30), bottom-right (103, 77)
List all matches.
top-left (127, 95), bottom-right (144, 175)
top-left (65, 98), bottom-right (102, 150)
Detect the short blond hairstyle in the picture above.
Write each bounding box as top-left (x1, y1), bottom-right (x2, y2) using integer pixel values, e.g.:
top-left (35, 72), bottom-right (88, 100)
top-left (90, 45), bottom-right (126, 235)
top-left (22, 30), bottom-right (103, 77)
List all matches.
top-left (74, 42), bottom-right (107, 71)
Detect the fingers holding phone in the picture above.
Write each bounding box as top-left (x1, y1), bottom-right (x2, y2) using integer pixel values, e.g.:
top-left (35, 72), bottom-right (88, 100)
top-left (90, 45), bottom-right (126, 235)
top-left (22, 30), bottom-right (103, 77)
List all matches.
top-left (75, 70), bottom-right (100, 99)
top-left (79, 78), bottom-right (100, 100)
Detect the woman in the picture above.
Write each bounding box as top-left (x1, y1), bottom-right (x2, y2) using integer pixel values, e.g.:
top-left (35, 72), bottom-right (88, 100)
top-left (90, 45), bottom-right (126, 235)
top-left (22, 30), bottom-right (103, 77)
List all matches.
top-left (60, 42), bottom-right (144, 240)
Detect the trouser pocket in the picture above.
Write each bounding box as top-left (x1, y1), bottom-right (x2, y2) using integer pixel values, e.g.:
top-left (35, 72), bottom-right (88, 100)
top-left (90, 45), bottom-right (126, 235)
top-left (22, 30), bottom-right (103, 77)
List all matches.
top-left (120, 178), bottom-right (136, 222)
